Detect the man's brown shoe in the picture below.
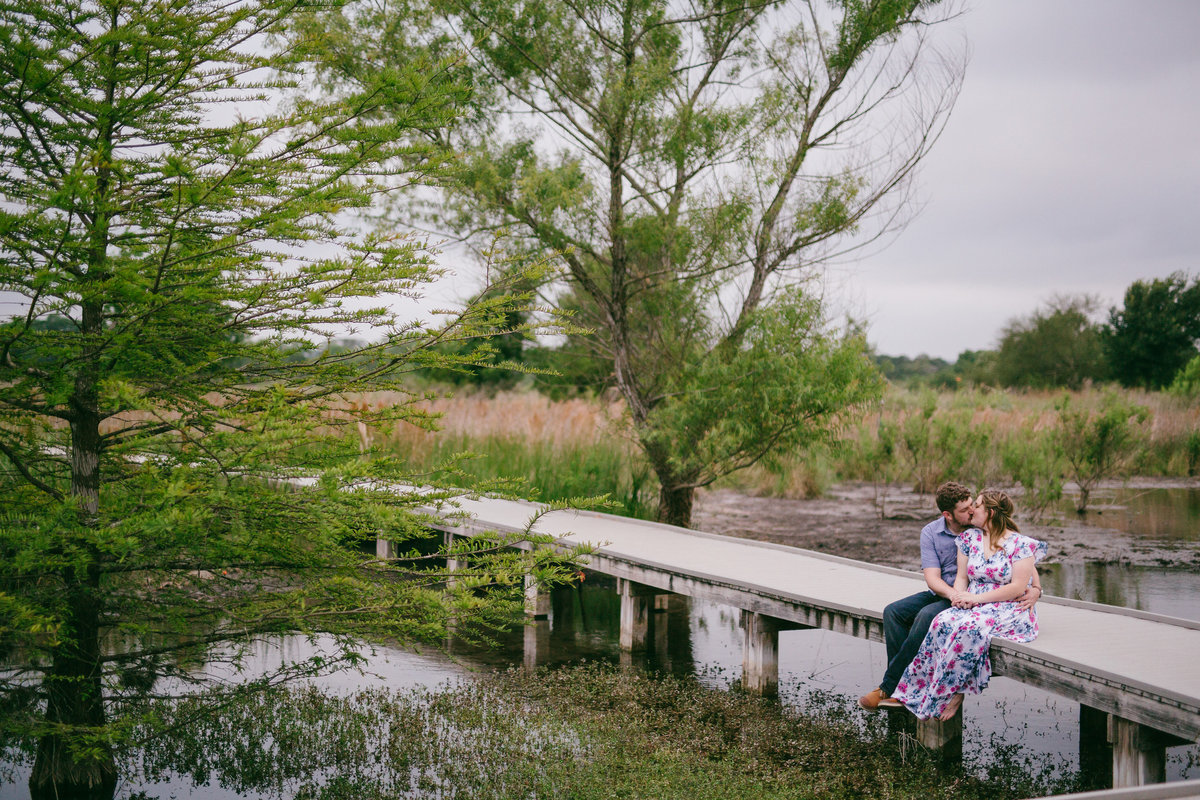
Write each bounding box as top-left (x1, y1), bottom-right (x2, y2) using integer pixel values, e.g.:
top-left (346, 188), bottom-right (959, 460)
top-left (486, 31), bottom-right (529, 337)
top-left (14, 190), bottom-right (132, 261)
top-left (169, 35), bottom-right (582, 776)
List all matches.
top-left (858, 688), bottom-right (903, 710)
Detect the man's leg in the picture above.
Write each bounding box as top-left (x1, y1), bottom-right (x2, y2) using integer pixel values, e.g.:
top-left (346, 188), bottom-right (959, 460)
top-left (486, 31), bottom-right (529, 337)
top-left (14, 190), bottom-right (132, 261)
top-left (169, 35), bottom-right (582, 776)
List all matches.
top-left (879, 595), bottom-right (950, 695)
top-left (882, 590), bottom-right (939, 665)
top-left (859, 591), bottom-right (942, 709)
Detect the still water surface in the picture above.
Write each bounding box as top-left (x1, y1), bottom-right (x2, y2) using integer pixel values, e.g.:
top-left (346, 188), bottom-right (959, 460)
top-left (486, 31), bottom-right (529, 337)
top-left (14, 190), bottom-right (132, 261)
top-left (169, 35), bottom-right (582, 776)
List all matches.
top-left (1053, 486), bottom-right (1200, 543)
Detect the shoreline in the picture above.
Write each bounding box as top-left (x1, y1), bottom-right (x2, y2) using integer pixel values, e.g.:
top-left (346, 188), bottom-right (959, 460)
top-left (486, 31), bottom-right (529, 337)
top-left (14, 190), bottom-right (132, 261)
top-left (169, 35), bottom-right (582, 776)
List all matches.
top-left (693, 480), bottom-right (1200, 572)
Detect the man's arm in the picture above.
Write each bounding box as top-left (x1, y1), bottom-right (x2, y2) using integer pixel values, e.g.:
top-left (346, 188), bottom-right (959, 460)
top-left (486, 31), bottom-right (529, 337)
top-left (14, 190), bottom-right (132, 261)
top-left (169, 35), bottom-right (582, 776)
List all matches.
top-left (918, 523), bottom-right (957, 600)
top-left (922, 567), bottom-right (955, 599)
top-left (1016, 567), bottom-right (1043, 611)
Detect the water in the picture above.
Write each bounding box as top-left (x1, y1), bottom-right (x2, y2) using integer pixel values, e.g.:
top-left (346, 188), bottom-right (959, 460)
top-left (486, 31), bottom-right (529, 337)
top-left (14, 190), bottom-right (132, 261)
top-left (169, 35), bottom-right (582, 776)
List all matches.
top-left (1052, 486), bottom-right (1200, 543)
top-left (1040, 562), bottom-right (1200, 622)
top-left (1036, 483), bottom-right (1200, 623)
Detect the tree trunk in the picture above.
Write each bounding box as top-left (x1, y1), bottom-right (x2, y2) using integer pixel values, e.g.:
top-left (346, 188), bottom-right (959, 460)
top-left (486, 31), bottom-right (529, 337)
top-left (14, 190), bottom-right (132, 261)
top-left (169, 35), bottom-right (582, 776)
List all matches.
top-left (32, 255), bottom-right (115, 796)
top-left (29, 574), bottom-right (116, 800)
top-left (31, 423), bottom-right (114, 799)
top-left (657, 483), bottom-right (695, 528)
top-left (1075, 484), bottom-right (1091, 514)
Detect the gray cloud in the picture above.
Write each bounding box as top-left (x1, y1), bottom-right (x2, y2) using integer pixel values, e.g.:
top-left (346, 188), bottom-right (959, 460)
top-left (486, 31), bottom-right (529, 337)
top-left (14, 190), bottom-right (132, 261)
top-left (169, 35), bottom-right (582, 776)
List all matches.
top-left (855, 0), bottom-right (1200, 358)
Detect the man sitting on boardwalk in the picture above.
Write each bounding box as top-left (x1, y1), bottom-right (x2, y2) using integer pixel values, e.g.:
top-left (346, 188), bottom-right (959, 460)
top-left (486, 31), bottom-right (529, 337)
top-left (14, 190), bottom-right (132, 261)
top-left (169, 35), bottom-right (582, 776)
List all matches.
top-left (857, 481), bottom-right (1041, 710)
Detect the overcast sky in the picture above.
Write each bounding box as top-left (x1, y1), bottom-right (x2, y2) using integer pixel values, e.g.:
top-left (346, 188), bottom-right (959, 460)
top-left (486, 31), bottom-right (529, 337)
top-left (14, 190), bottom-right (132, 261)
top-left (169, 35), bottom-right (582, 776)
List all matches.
top-left (5, 1), bottom-right (1195, 362)
top-left (835, 0), bottom-right (1200, 360)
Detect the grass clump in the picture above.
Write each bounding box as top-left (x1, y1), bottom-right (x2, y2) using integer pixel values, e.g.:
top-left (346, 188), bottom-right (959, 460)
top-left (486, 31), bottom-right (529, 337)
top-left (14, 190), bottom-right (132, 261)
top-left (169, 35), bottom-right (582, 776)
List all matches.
top-left (495, 664), bottom-right (1082, 800)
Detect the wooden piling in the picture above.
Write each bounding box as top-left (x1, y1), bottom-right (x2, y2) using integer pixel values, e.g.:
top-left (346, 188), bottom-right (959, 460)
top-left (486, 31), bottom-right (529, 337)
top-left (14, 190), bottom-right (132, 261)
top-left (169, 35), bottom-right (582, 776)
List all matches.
top-left (741, 610), bottom-right (779, 697)
top-left (618, 578), bottom-right (651, 651)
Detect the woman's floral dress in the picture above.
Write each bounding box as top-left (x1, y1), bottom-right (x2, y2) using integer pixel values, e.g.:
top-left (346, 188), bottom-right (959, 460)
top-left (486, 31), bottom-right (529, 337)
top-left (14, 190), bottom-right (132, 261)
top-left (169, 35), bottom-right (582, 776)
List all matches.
top-left (891, 528), bottom-right (1048, 720)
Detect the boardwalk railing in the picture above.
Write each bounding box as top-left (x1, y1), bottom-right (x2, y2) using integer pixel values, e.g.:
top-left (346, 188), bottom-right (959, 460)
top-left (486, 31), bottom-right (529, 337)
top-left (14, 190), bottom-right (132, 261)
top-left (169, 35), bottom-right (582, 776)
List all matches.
top-left (400, 493), bottom-right (1200, 792)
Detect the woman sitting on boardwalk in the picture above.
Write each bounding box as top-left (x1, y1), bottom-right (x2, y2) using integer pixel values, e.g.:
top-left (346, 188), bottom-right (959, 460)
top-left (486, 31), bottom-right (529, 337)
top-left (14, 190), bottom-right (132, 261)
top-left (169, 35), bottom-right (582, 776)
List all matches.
top-left (891, 489), bottom-right (1048, 721)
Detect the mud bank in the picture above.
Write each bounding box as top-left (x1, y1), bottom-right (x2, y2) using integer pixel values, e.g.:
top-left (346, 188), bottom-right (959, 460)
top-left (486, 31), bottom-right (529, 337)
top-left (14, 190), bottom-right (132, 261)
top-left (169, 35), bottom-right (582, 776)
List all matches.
top-left (693, 481), bottom-right (1200, 572)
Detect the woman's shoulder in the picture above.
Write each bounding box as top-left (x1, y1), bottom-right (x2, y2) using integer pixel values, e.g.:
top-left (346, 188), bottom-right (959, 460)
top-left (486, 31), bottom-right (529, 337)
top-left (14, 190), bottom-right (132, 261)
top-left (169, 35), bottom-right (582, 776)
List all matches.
top-left (1006, 531), bottom-right (1048, 561)
top-left (956, 527), bottom-right (986, 554)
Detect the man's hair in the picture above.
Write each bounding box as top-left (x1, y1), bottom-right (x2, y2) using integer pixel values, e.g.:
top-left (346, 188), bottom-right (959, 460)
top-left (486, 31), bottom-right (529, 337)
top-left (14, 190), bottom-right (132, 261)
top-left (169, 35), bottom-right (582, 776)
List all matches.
top-left (935, 481), bottom-right (973, 513)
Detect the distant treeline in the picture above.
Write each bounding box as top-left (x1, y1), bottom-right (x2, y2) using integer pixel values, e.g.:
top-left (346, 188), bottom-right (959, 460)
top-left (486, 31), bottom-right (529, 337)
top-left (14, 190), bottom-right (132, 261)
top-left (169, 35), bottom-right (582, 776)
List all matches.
top-left (411, 271), bottom-right (1200, 398)
top-left (875, 272), bottom-right (1200, 393)
top-left (28, 271), bottom-right (1182, 398)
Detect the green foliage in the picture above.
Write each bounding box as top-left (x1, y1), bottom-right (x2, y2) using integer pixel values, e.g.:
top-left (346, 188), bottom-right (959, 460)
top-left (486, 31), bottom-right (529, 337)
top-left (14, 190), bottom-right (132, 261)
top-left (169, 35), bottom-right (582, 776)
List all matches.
top-left (874, 353), bottom-right (953, 384)
top-left (412, 252), bottom-right (579, 390)
top-left (296, 0), bottom-right (961, 525)
top-left (873, 349), bottom-right (1001, 390)
top-left (1103, 272), bottom-right (1200, 389)
top-left (1169, 353), bottom-right (1200, 400)
top-left (1054, 393), bottom-right (1149, 512)
top-left (879, 390), bottom-right (996, 494)
top-left (1188, 430), bottom-right (1200, 478)
top-left (1000, 428), bottom-right (1064, 522)
top-left (992, 295), bottom-right (1106, 389)
top-left (374, 386), bottom-right (1198, 525)
top-left (0, 2), bottom-right (581, 795)
top-left (524, 339), bottom-right (614, 399)
top-left (637, 288), bottom-right (885, 517)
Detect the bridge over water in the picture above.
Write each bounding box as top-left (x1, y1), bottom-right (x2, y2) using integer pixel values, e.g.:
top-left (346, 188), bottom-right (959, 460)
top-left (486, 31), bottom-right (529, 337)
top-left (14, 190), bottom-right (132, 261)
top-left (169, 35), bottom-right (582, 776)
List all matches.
top-left (403, 494), bottom-right (1200, 794)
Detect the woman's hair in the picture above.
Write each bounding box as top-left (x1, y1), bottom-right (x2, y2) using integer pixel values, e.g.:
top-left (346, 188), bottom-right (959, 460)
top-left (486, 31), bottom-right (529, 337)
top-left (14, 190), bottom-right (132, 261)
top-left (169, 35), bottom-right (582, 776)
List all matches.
top-left (977, 489), bottom-right (1019, 550)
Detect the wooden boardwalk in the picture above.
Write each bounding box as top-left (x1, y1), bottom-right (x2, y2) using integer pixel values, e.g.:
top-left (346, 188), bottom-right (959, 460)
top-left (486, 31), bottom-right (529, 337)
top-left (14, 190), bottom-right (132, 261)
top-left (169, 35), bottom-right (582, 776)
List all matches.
top-left (418, 493), bottom-right (1200, 790)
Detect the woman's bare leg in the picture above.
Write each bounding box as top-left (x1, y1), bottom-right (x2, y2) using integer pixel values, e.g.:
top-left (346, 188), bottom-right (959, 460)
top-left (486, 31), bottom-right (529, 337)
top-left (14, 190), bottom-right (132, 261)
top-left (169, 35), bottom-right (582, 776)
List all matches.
top-left (939, 693), bottom-right (963, 722)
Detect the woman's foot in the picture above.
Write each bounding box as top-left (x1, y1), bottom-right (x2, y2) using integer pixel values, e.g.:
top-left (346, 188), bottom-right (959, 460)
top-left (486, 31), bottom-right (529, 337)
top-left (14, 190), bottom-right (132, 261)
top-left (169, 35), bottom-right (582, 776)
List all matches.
top-left (938, 693), bottom-right (964, 721)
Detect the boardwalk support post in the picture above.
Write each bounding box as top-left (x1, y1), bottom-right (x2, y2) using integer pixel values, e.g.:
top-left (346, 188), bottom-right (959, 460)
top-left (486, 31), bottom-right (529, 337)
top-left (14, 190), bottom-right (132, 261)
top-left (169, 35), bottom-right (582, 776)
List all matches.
top-left (523, 617), bottom-right (550, 670)
top-left (376, 536), bottom-right (395, 560)
top-left (525, 573), bottom-right (551, 620)
top-left (741, 611), bottom-right (779, 697)
top-left (916, 707), bottom-right (963, 760)
top-left (652, 594), bottom-right (670, 662)
top-left (445, 529), bottom-right (466, 580)
top-left (1108, 714), bottom-right (1188, 788)
top-left (522, 573), bottom-right (555, 670)
top-left (618, 578), bottom-right (652, 651)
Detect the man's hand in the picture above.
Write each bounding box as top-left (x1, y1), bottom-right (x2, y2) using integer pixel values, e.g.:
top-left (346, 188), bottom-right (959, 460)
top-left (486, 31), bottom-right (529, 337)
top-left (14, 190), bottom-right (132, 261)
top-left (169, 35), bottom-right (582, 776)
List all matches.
top-left (950, 589), bottom-right (974, 609)
top-left (1016, 585), bottom-right (1041, 612)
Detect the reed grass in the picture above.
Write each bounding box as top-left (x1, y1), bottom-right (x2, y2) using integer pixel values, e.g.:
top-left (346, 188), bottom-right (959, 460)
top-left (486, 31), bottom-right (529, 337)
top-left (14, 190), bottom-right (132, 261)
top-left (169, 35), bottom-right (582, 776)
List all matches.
top-left (343, 385), bottom-right (1199, 515)
top-left (353, 390), bottom-right (657, 518)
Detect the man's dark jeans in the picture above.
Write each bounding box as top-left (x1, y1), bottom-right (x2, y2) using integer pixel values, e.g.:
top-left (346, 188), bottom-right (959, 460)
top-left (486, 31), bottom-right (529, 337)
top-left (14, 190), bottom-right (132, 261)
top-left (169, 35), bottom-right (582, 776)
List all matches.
top-left (879, 590), bottom-right (950, 695)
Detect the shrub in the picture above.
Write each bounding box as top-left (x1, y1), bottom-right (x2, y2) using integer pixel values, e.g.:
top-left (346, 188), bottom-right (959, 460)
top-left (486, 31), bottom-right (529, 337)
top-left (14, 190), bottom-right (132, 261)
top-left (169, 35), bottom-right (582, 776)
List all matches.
top-left (1168, 353), bottom-right (1200, 400)
top-left (1054, 393), bottom-right (1149, 512)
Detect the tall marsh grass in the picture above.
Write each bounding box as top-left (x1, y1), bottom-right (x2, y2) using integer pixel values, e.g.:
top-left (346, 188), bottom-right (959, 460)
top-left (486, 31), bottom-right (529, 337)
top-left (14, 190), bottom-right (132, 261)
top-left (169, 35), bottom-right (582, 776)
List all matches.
top-left (344, 386), bottom-right (1199, 518)
top-left (356, 390), bottom-right (656, 518)
top-left (721, 386), bottom-right (1199, 508)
